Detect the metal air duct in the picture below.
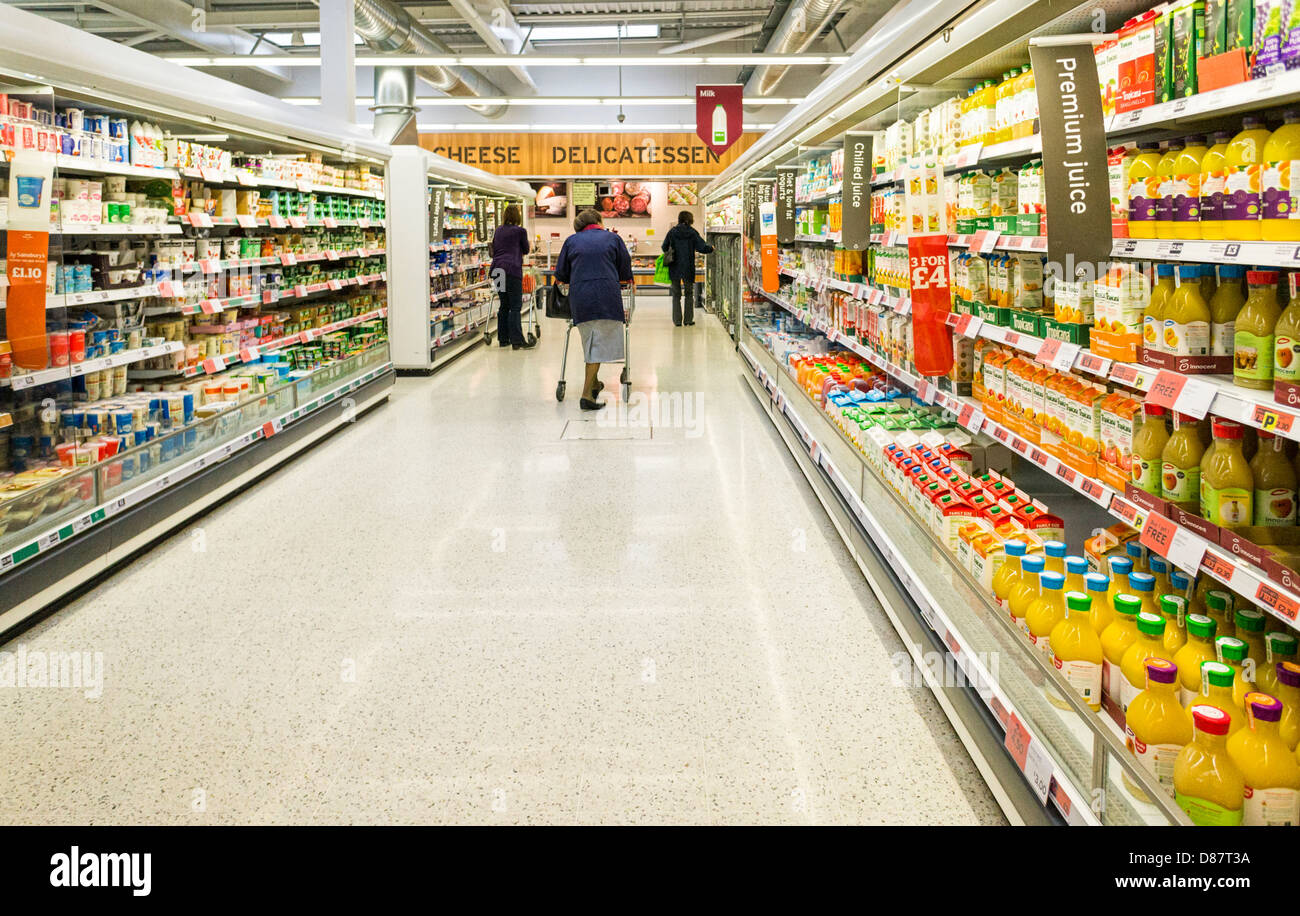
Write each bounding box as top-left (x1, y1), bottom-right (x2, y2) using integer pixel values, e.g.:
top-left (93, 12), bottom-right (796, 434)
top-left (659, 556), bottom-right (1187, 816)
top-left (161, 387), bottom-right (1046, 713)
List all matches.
top-left (748, 0), bottom-right (846, 96)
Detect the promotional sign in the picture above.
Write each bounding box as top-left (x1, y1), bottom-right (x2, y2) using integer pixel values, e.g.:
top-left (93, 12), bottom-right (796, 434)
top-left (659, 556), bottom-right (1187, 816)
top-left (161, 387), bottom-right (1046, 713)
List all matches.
top-left (429, 185), bottom-right (445, 242)
top-left (420, 132), bottom-right (761, 177)
top-left (1029, 39), bottom-right (1111, 276)
top-left (473, 197), bottom-right (487, 239)
top-left (695, 84), bottom-right (744, 156)
top-left (759, 201), bottom-right (779, 292)
top-left (530, 181), bottom-right (568, 218)
top-left (776, 167), bottom-right (797, 245)
top-left (572, 181), bottom-right (597, 209)
top-left (6, 152), bottom-right (54, 370)
top-left (908, 234), bottom-right (955, 377)
top-left (842, 131), bottom-right (874, 250)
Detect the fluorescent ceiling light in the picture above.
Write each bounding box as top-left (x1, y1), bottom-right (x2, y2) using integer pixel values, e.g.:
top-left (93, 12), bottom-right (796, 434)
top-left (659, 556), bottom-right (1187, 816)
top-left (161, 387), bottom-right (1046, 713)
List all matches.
top-left (165, 54), bottom-right (849, 68)
top-left (261, 31), bottom-right (364, 47)
top-left (281, 96), bottom-right (804, 107)
top-left (529, 24), bottom-right (659, 41)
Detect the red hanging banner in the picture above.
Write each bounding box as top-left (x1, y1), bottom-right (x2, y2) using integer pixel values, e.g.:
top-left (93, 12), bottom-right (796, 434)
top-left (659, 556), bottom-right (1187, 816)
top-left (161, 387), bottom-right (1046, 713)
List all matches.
top-left (6, 228), bottom-right (50, 371)
top-left (696, 84), bottom-right (743, 156)
top-left (907, 234), bottom-right (954, 377)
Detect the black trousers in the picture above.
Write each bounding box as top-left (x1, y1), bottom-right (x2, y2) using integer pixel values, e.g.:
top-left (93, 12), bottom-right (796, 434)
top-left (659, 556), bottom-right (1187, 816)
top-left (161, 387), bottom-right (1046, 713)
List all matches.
top-left (496, 272), bottom-right (524, 346)
top-left (671, 277), bottom-right (695, 325)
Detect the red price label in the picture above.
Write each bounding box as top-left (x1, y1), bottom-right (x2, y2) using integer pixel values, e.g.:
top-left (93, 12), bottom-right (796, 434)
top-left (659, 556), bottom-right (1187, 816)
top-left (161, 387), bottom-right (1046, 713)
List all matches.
top-left (1036, 337), bottom-right (1062, 366)
top-left (200, 299), bottom-right (219, 314)
top-left (1112, 499), bottom-right (1140, 526)
top-left (1004, 713), bottom-right (1032, 771)
top-left (1004, 331), bottom-right (1020, 347)
top-left (1253, 405), bottom-right (1296, 435)
top-left (1256, 581), bottom-right (1300, 621)
top-left (1080, 477), bottom-right (1111, 507)
top-left (1054, 463), bottom-right (1078, 485)
top-left (1110, 363), bottom-right (1141, 387)
top-left (1077, 352), bottom-right (1112, 376)
top-left (1140, 512), bottom-right (1178, 557)
top-left (1029, 447), bottom-right (1048, 466)
top-left (236, 214), bottom-right (257, 229)
top-left (280, 252), bottom-right (297, 266)
top-left (993, 425), bottom-right (1010, 443)
top-left (1145, 369), bottom-right (1187, 411)
top-left (1013, 438), bottom-right (1028, 454)
top-left (1201, 550), bottom-right (1236, 583)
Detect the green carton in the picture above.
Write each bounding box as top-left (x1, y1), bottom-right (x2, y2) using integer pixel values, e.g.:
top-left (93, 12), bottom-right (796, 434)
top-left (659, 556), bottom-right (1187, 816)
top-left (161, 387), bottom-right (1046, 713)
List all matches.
top-left (1009, 310), bottom-right (1044, 337)
top-left (1041, 317), bottom-right (1091, 347)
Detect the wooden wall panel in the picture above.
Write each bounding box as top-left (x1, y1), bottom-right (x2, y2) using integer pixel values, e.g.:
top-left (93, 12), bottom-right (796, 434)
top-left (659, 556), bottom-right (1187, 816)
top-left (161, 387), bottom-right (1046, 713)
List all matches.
top-left (418, 132), bottom-right (761, 177)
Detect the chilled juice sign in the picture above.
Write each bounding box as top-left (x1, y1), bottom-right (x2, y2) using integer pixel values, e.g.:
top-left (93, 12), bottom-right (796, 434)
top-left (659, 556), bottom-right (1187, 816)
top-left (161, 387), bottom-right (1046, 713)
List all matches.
top-left (696, 84), bottom-right (743, 156)
top-left (908, 234), bottom-right (954, 377)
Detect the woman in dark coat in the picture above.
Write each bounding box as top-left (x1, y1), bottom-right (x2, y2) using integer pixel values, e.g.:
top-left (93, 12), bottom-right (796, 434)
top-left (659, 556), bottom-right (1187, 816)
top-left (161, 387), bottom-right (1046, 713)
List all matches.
top-left (489, 203), bottom-right (533, 349)
top-left (661, 210), bottom-right (713, 327)
top-left (555, 209), bottom-right (633, 410)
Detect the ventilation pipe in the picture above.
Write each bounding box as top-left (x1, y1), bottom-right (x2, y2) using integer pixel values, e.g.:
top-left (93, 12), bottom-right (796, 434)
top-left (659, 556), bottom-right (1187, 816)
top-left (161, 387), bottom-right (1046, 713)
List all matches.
top-left (747, 0), bottom-right (846, 96)
top-left (372, 66), bottom-right (419, 145)
top-left (353, 0), bottom-right (508, 119)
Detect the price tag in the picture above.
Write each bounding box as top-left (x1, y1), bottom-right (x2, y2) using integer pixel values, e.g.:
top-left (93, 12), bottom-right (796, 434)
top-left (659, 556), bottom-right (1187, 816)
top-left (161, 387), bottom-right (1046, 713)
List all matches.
top-left (239, 347), bottom-right (259, 363)
top-left (326, 249), bottom-right (340, 261)
top-left (295, 179), bottom-right (312, 192)
top-left (262, 289), bottom-right (279, 305)
top-left (1004, 331), bottom-right (1021, 348)
top-left (1255, 580), bottom-right (1300, 622)
top-left (1253, 404), bottom-right (1296, 435)
top-left (199, 299), bottom-right (220, 314)
top-left (956, 314), bottom-right (984, 339)
top-left (1146, 369), bottom-right (1216, 419)
top-left (235, 170), bottom-right (256, 186)
top-left (957, 403), bottom-right (984, 432)
top-left (156, 280), bottom-right (177, 298)
top-left (916, 380), bottom-right (935, 404)
top-left (187, 212), bottom-right (212, 228)
top-left (199, 259), bottom-right (220, 275)
top-left (294, 284), bottom-right (309, 299)
top-left (236, 214), bottom-right (257, 229)
top-left (322, 217), bottom-right (339, 229)
top-left (1035, 337), bottom-right (1061, 367)
top-left (970, 229), bottom-right (1001, 255)
top-left (1112, 497), bottom-right (1141, 527)
top-left (280, 252), bottom-right (297, 266)
top-left (327, 279), bottom-right (343, 291)
top-left (357, 218), bottom-right (371, 229)
top-left (1077, 351), bottom-right (1112, 377)
top-left (1004, 712), bottom-right (1032, 771)
top-left (1054, 462), bottom-right (1078, 485)
top-left (268, 215), bottom-right (288, 228)
top-left (1079, 477), bottom-right (1113, 508)
top-left (809, 439), bottom-right (821, 464)
top-left (1024, 740), bottom-right (1054, 805)
top-left (202, 356), bottom-right (225, 374)
top-left (992, 424), bottom-right (1010, 444)
top-left (893, 297), bottom-right (912, 316)
top-left (950, 143), bottom-right (983, 169)
top-left (288, 216), bottom-right (307, 229)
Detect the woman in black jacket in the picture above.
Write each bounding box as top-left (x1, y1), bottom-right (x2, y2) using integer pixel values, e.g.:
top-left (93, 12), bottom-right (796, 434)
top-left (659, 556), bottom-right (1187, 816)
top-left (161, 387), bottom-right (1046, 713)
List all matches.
top-left (661, 211), bottom-right (713, 327)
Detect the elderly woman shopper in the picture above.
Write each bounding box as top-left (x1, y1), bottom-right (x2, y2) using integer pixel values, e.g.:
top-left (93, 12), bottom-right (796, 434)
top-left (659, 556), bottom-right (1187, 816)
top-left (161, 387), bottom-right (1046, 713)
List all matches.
top-left (554, 209), bottom-right (633, 410)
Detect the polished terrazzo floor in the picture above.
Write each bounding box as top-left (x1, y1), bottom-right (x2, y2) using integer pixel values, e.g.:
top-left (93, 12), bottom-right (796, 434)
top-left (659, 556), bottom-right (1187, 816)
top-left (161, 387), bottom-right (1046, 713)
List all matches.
top-left (0, 296), bottom-right (1004, 825)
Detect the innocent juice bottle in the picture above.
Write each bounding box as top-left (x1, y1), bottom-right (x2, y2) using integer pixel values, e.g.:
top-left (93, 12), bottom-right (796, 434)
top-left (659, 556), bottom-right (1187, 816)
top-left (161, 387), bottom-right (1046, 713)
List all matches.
top-left (1199, 130), bottom-right (1232, 240)
top-left (1195, 661), bottom-right (1246, 736)
top-left (1129, 571), bottom-right (1160, 622)
top-left (1131, 404), bottom-right (1169, 494)
top-left (1227, 693), bottom-right (1300, 825)
top-left (1087, 570), bottom-right (1114, 635)
top-left (1027, 570), bottom-right (1067, 657)
top-left (1233, 270), bottom-right (1281, 389)
top-left (1175, 614), bottom-right (1219, 705)
top-left (1274, 662), bottom-right (1300, 750)
top-left (1251, 432), bottom-right (1298, 526)
top-left (1154, 139), bottom-right (1184, 239)
top-left (1257, 632), bottom-right (1299, 698)
top-left (992, 538), bottom-right (1028, 607)
top-left (1102, 594), bottom-right (1142, 710)
top-left (1144, 264), bottom-right (1176, 352)
top-left (1161, 412), bottom-right (1204, 511)
top-left (1210, 265), bottom-right (1247, 359)
top-left (1274, 287), bottom-right (1300, 391)
top-left (1223, 116), bottom-right (1272, 241)
top-left (1149, 554), bottom-right (1172, 600)
top-left (1164, 265), bottom-right (1211, 356)
top-left (1042, 540), bottom-right (1067, 575)
top-left (1127, 141), bottom-right (1164, 239)
top-left (1051, 591), bottom-right (1105, 710)
top-left (1204, 589), bottom-right (1235, 640)
top-left (1216, 636), bottom-right (1252, 707)
top-left (1121, 611), bottom-right (1171, 713)
top-left (1175, 704), bottom-right (1245, 825)
top-left (1172, 135), bottom-right (1208, 239)
top-left (1260, 111), bottom-right (1300, 241)
top-left (1232, 608), bottom-right (1267, 681)
top-left (1009, 554), bottom-right (1045, 637)
top-left (1126, 658), bottom-right (1193, 794)
top-left (1102, 557), bottom-right (1133, 634)
top-left (1064, 555), bottom-right (1088, 594)
top-left (1160, 594), bottom-right (1189, 657)
top-left (1201, 419), bottom-right (1254, 527)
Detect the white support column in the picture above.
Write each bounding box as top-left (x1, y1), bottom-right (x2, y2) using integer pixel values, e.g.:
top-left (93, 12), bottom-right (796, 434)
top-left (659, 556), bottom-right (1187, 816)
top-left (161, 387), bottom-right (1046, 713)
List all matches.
top-left (320, 0), bottom-right (356, 125)
top-left (387, 148), bottom-right (433, 370)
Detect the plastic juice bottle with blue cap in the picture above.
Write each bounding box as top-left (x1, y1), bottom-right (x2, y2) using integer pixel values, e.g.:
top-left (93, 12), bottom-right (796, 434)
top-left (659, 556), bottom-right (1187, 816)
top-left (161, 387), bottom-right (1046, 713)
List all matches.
top-left (1223, 116), bottom-right (1272, 241)
top-left (1009, 554), bottom-right (1044, 637)
top-left (1233, 608), bottom-right (1267, 683)
top-left (1042, 540), bottom-right (1067, 575)
top-left (991, 538), bottom-right (1028, 607)
top-left (1126, 540), bottom-right (1149, 574)
top-left (1260, 111), bottom-right (1300, 241)
top-left (1257, 632), bottom-right (1299, 698)
top-left (1102, 594), bottom-right (1143, 710)
top-left (1129, 570), bottom-right (1160, 619)
top-left (1160, 594), bottom-right (1189, 656)
top-left (1086, 571), bottom-right (1114, 635)
top-left (1064, 555), bottom-right (1088, 594)
top-left (1197, 660), bottom-right (1247, 735)
top-left (1050, 591), bottom-right (1105, 710)
top-left (1027, 570), bottom-right (1067, 657)
top-left (1148, 554), bottom-right (1172, 599)
top-left (1211, 264), bottom-right (1247, 359)
top-left (1175, 614), bottom-right (1219, 705)
top-left (1121, 610), bottom-right (1172, 713)
top-left (1217, 636), bottom-right (1253, 707)
top-left (1227, 693), bottom-right (1300, 825)
top-left (1175, 704), bottom-right (1245, 825)
top-left (1126, 658), bottom-right (1193, 794)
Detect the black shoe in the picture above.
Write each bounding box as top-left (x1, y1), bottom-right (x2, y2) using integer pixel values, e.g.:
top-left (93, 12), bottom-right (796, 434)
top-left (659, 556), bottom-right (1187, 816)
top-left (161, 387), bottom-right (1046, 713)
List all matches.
top-left (685, 321), bottom-right (695, 325)
top-left (674, 322), bottom-right (682, 327)
top-left (512, 340), bottom-right (537, 350)
top-left (580, 397), bottom-right (605, 411)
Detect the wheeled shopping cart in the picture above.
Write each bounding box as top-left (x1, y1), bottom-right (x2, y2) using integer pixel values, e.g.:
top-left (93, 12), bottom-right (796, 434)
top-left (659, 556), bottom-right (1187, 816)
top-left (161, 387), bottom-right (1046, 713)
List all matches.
top-left (482, 269), bottom-right (542, 347)
top-left (555, 282), bottom-right (634, 403)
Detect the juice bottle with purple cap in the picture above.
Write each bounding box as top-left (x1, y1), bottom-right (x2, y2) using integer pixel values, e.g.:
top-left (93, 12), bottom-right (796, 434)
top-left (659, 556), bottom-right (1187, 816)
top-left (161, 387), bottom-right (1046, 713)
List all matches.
top-left (1126, 657), bottom-right (1192, 794)
top-left (1227, 693), bottom-right (1300, 825)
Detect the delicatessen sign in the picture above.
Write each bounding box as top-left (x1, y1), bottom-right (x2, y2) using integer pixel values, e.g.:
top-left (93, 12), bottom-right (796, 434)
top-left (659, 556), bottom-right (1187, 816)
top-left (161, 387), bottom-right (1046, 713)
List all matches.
top-left (419, 132), bottom-right (760, 177)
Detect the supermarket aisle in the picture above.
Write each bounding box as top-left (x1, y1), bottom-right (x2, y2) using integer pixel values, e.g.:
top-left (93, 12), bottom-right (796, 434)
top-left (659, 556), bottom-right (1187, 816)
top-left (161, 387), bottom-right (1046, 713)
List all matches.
top-left (0, 295), bottom-right (1003, 825)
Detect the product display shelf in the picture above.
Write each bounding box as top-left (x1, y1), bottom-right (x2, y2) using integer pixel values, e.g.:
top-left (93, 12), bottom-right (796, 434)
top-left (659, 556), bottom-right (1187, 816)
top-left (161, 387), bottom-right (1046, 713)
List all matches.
top-left (737, 320), bottom-right (1187, 826)
top-left (431, 280), bottom-right (490, 303)
top-left (706, 226), bottom-right (741, 234)
top-left (140, 272), bottom-right (386, 318)
top-left (8, 342), bottom-right (184, 390)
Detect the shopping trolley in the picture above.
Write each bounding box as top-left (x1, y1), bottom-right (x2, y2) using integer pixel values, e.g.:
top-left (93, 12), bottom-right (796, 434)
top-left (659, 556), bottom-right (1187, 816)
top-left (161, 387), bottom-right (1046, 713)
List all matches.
top-left (482, 268), bottom-right (541, 347)
top-left (554, 281), bottom-right (634, 403)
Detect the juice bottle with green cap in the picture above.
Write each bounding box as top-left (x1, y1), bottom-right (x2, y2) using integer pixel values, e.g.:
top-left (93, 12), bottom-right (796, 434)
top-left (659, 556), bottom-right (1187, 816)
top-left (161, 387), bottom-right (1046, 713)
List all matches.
top-left (1102, 594), bottom-right (1143, 709)
top-left (1161, 412), bottom-right (1204, 511)
top-left (1064, 555), bottom-right (1088, 594)
top-left (1211, 264), bottom-right (1247, 358)
top-left (1009, 554), bottom-right (1044, 637)
top-left (1204, 588), bottom-right (1235, 639)
top-left (1274, 662), bottom-right (1300, 750)
top-left (1126, 658), bottom-right (1193, 794)
top-left (1257, 632), bottom-right (1299, 697)
top-left (1164, 265), bottom-right (1211, 355)
top-left (1160, 594), bottom-right (1189, 656)
top-left (1261, 111), bottom-right (1300, 241)
top-left (1121, 611), bottom-right (1172, 712)
top-left (1216, 636), bottom-right (1253, 707)
top-left (1201, 419), bottom-right (1254, 526)
top-left (1224, 116), bottom-right (1272, 241)
top-left (1132, 405), bottom-right (1170, 494)
top-left (1175, 614), bottom-right (1219, 705)
top-left (1042, 540), bottom-right (1067, 575)
top-left (1194, 661), bottom-right (1246, 736)
top-left (1027, 570), bottom-right (1067, 657)
top-left (1250, 431), bottom-right (1297, 526)
top-left (1051, 590), bottom-right (1105, 711)
top-left (1154, 139), bottom-right (1185, 239)
top-left (1127, 141), bottom-right (1164, 238)
top-left (1175, 704), bottom-right (1245, 825)
top-left (992, 538), bottom-right (1028, 608)
top-left (1233, 271), bottom-right (1282, 389)
top-left (1227, 693), bottom-right (1300, 825)
top-left (1144, 264), bottom-right (1177, 352)
top-left (1233, 608), bottom-right (1268, 683)
top-left (1199, 130), bottom-right (1232, 239)
top-left (1088, 570), bottom-right (1115, 635)
top-left (1172, 135), bottom-right (1209, 239)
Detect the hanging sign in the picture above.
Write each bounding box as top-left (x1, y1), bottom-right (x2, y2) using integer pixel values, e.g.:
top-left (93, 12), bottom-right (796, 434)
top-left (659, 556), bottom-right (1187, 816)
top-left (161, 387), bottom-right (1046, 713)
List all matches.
top-left (6, 152), bottom-right (54, 370)
top-left (908, 234), bottom-right (955, 377)
top-left (842, 131), bottom-right (874, 250)
top-left (759, 201), bottom-right (779, 293)
top-left (1029, 38), bottom-right (1112, 276)
top-left (776, 167), bottom-right (798, 245)
top-left (696, 84), bottom-right (744, 156)
top-left (429, 185), bottom-right (446, 243)
top-left (473, 197), bottom-right (487, 240)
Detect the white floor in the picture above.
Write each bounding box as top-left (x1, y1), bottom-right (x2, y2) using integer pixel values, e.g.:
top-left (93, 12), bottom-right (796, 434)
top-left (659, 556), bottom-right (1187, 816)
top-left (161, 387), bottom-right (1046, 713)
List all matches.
top-left (0, 296), bottom-right (1004, 825)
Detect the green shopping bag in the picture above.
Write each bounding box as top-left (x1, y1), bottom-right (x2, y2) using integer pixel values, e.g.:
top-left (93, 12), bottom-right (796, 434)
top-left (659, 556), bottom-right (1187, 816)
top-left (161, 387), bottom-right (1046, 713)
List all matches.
top-left (654, 254), bottom-right (670, 285)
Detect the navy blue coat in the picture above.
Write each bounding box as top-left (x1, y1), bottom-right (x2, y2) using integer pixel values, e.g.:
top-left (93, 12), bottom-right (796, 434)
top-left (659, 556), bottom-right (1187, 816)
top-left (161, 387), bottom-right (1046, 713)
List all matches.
top-left (555, 226), bottom-right (633, 323)
top-left (661, 223), bottom-right (713, 281)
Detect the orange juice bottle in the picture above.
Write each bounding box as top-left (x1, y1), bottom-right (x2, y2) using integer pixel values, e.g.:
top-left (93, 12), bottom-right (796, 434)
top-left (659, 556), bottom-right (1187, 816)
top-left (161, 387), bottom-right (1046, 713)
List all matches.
top-left (1260, 111), bottom-right (1300, 241)
top-left (1128, 570), bottom-right (1160, 619)
top-left (1027, 571), bottom-right (1067, 657)
top-left (1273, 662), bottom-right (1300, 750)
top-left (1126, 658), bottom-right (1193, 794)
top-left (1085, 571), bottom-right (1114, 633)
top-left (1127, 141), bottom-right (1163, 239)
top-left (1197, 660), bottom-right (1247, 735)
top-left (1223, 116), bottom-right (1272, 241)
top-left (1160, 594), bottom-right (1189, 657)
top-left (1009, 554), bottom-right (1044, 637)
top-left (1042, 540), bottom-right (1067, 575)
top-left (1257, 632), bottom-right (1299, 698)
top-left (1175, 614), bottom-right (1219, 706)
top-left (1154, 139), bottom-right (1184, 240)
top-left (1148, 554), bottom-right (1172, 599)
top-left (1172, 135), bottom-right (1209, 239)
top-left (1064, 555), bottom-right (1088, 594)
top-left (1101, 557), bottom-right (1133, 634)
top-left (1216, 636), bottom-right (1252, 707)
top-left (1121, 610), bottom-right (1171, 714)
top-left (1102, 594), bottom-right (1142, 711)
top-left (1232, 608), bottom-right (1267, 683)
top-left (992, 538), bottom-right (1028, 608)
top-left (1161, 413), bottom-right (1204, 511)
top-left (1204, 588), bottom-right (1235, 640)
top-left (1131, 404), bottom-right (1170, 494)
top-left (1199, 130), bottom-right (1232, 240)
top-left (1175, 704), bottom-right (1246, 825)
top-left (1227, 693), bottom-right (1300, 825)
top-left (1143, 264), bottom-right (1177, 353)
top-left (1051, 591), bottom-right (1105, 710)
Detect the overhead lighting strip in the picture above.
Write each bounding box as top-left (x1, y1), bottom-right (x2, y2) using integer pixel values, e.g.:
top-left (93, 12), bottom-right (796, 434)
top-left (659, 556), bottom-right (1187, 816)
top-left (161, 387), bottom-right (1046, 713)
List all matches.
top-left (164, 54), bottom-right (851, 68)
top-left (282, 96), bottom-right (804, 107)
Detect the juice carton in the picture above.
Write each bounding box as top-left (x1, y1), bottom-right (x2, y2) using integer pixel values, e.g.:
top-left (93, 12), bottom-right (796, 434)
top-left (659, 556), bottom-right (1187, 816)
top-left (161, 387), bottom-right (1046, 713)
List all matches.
top-left (1170, 0), bottom-right (1207, 97)
top-left (1110, 146), bottom-right (1137, 237)
top-left (1253, 0), bottom-right (1290, 76)
top-left (1155, 5), bottom-right (1175, 103)
top-left (1117, 10), bottom-right (1161, 112)
top-left (1097, 39), bottom-right (1121, 116)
